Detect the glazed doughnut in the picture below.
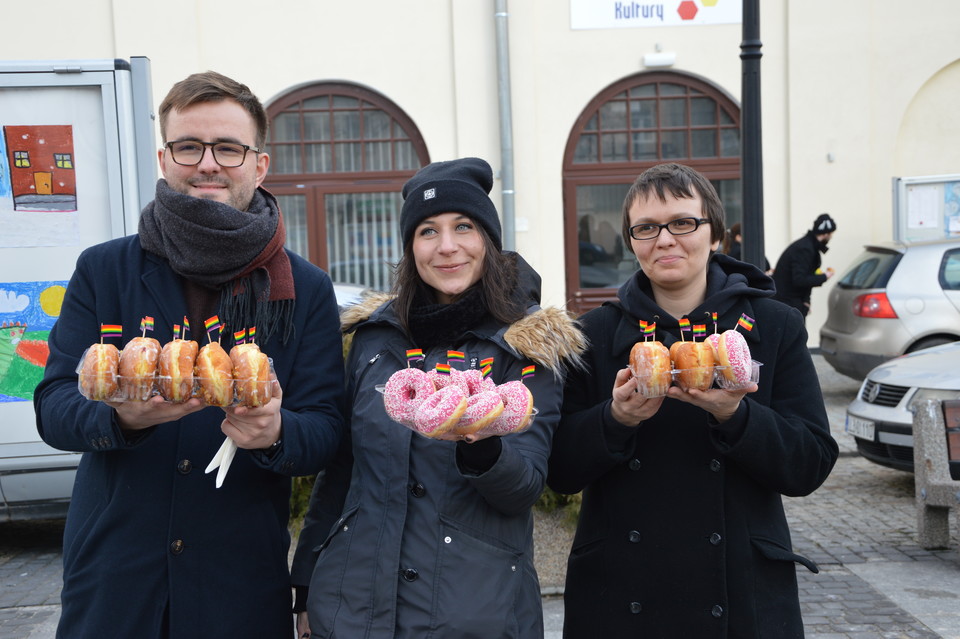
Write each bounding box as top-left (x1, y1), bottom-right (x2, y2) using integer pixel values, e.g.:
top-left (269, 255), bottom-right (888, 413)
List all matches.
top-left (629, 341), bottom-right (673, 397)
top-left (455, 390), bottom-right (504, 436)
top-left (413, 385), bottom-right (467, 438)
top-left (717, 329), bottom-right (753, 387)
top-left (118, 336), bottom-right (161, 401)
top-left (488, 381), bottom-right (535, 435)
top-left (461, 368), bottom-right (496, 395)
top-left (79, 343), bottom-right (120, 401)
top-left (669, 340), bottom-right (716, 391)
top-left (427, 368), bottom-right (470, 396)
top-left (230, 343), bottom-right (272, 407)
top-left (195, 342), bottom-right (234, 407)
top-left (158, 339), bottom-right (199, 403)
top-left (384, 368), bottom-right (435, 426)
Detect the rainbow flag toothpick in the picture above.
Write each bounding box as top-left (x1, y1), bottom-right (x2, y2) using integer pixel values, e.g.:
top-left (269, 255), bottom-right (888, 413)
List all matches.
top-left (234, 329), bottom-right (247, 344)
top-left (737, 313), bottom-right (755, 332)
top-left (522, 365), bottom-right (536, 379)
top-left (435, 363), bottom-right (451, 375)
top-left (100, 324), bottom-right (122, 342)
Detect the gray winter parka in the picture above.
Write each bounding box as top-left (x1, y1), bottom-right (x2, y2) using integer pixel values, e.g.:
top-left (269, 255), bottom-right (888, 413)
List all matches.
top-left (293, 291), bottom-right (585, 638)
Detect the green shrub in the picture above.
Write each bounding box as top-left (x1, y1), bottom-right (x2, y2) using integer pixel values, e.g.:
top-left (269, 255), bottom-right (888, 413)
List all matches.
top-left (536, 486), bottom-right (582, 529)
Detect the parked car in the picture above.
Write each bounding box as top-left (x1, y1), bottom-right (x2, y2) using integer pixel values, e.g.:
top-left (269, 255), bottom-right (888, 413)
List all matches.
top-left (844, 340), bottom-right (960, 472)
top-left (0, 283), bottom-right (367, 522)
top-left (819, 238), bottom-right (960, 380)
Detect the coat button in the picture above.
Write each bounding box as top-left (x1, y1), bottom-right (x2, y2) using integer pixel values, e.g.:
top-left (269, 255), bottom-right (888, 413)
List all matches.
top-left (712, 604), bottom-right (723, 618)
top-left (177, 459), bottom-right (192, 474)
top-left (709, 533), bottom-right (722, 545)
top-left (629, 601), bottom-right (642, 614)
top-left (401, 568), bottom-right (419, 582)
top-left (170, 539), bottom-right (184, 555)
top-left (628, 458), bottom-right (642, 471)
top-left (410, 483), bottom-right (426, 498)
top-left (628, 530), bottom-right (641, 543)
top-left (710, 459), bottom-right (721, 472)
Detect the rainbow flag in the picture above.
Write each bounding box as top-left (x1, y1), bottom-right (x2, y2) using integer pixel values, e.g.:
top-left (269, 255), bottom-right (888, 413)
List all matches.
top-left (435, 363), bottom-right (451, 375)
top-left (479, 357), bottom-right (494, 369)
top-left (100, 324), bottom-right (122, 339)
top-left (406, 348), bottom-right (424, 362)
top-left (182, 316), bottom-right (191, 332)
top-left (481, 364), bottom-right (492, 378)
top-left (639, 320), bottom-right (648, 330)
top-left (248, 326), bottom-right (257, 342)
top-left (140, 316), bottom-right (154, 332)
top-left (522, 365), bottom-right (535, 379)
top-left (679, 318), bottom-right (691, 331)
top-left (693, 324), bottom-right (706, 337)
top-left (711, 312), bottom-right (718, 322)
top-left (737, 314), bottom-right (755, 332)
top-left (234, 329), bottom-right (247, 344)
top-left (173, 324), bottom-right (181, 338)
top-left (447, 350), bottom-right (465, 363)
top-left (204, 315), bottom-right (220, 332)
top-left (643, 322), bottom-right (656, 336)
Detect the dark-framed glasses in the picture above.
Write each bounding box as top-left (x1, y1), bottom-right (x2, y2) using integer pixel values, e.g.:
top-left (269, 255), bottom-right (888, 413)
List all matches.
top-left (628, 217), bottom-right (711, 241)
top-left (165, 140), bottom-right (261, 168)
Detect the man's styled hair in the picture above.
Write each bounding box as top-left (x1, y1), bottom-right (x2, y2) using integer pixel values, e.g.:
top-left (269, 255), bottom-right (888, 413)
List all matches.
top-left (158, 71), bottom-right (268, 149)
top-left (620, 162), bottom-right (726, 249)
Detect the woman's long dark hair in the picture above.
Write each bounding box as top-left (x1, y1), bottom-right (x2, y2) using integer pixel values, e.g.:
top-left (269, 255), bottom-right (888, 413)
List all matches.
top-left (391, 224), bottom-right (525, 337)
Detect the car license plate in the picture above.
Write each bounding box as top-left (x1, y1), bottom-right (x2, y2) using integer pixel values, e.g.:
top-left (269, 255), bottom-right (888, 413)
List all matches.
top-left (845, 415), bottom-right (876, 440)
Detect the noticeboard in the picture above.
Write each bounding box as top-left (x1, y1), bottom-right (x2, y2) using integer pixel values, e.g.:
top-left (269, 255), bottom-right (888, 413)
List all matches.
top-left (892, 174), bottom-right (960, 242)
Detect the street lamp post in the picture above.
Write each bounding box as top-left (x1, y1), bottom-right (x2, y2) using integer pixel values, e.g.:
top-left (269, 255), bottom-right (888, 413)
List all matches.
top-left (740, 0), bottom-right (765, 270)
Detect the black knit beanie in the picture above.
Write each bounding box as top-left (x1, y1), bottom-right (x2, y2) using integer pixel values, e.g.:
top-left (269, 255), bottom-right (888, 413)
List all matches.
top-left (812, 213), bottom-right (837, 233)
top-left (400, 157), bottom-right (502, 250)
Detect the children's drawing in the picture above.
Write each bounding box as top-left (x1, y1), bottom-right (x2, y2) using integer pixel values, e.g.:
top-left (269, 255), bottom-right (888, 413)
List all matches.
top-left (0, 280), bottom-right (67, 402)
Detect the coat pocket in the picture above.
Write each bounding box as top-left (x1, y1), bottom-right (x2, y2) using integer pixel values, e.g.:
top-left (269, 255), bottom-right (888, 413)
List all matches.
top-left (751, 535), bottom-right (819, 573)
top-left (308, 504), bottom-right (361, 636)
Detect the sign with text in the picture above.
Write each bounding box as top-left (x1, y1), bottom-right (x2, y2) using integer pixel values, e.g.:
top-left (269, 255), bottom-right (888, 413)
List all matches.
top-left (571, 0), bottom-right (742, 30)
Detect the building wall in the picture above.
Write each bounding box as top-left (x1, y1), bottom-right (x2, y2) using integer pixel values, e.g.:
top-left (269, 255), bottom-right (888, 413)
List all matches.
top-left (2, 0), bottom-right (958, 337)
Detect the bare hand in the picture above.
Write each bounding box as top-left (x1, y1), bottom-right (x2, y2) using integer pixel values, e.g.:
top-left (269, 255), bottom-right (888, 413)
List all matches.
top-left (610, 367), bottom-right (666, 427)
top-left (221, 377), bottom-right (283, 449)
top-left (109, 395), bottom-right (206, 431)
top-left (296, 611), bottom-right (311, 638)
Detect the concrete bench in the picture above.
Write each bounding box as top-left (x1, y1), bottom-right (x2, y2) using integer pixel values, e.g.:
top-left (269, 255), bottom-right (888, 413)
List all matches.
top-left (913, 398), bottom-right (960, 554)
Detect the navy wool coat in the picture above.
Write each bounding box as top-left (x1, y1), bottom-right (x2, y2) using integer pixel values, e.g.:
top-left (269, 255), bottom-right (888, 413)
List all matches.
top-left (35, 235), bottom-right (344, 639)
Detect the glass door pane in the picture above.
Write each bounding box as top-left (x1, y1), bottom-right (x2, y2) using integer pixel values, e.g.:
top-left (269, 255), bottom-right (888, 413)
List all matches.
top-left (277, 193), bottom-right (309, 260)
top-left (576, 184), bottom-right (637, 289)
top-left (326, 191), bottom-right (403, 291)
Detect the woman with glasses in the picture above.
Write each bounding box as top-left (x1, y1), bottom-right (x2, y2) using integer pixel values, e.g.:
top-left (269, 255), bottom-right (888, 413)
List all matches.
top-left (548, 163), bottom-right (838, 638)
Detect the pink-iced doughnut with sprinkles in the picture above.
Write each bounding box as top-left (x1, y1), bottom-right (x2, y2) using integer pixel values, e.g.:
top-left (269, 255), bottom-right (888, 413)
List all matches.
top-left (488, 381), bottom-right (535, 435)
top-left (461, 368), bottom-right (496, 395)
top-left (427, 368), bottom-right (470, 395)
top-left (717, 329), bottom-right (753, 386)
top-left (383, 368), bottom-right (435, 425)
top-left (456, 390), bottom-right (505, 436)
top-left (414, 385), bottom-right (468, 438)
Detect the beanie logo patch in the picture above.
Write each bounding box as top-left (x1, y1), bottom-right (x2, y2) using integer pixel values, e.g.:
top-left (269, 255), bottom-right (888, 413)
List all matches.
top-left (423, 188), bottom-right (436, 201)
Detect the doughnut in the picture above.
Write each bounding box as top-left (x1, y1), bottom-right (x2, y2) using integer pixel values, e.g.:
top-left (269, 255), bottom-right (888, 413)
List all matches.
top-left (669, 340), bottom-right (716, 391)
top-left (230, 343), bottom-right (272, 407)
top-left (413, 385), bottom-right (467, 438)
top-left (629, 341), bottom-right (672, 397)
top-left (461, 368), bottom-right (496, 395)
top-left (455, 390), bottom-right (504, 436)
top-left (705, 332), bottom-right (721, 351)
top-left (195, 342), bottom-right (234, 406)
top-left (158, 339), bottom-right (199, 403)
top-left (717, 329), bottom-right (753, 387)
top-left (79, 343), bottom-right (120, 401)
top-left (118, 336), bottom-right (161, 401)
top-left (427, 368), bottom-right (470, 396)
top-left (488, 381), bottom-right (534, 435)
top-left (384, 368), bottom-right (435, 426)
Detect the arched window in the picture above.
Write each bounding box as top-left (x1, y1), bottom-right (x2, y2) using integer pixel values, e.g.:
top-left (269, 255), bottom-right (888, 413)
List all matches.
top-left (562, 71), bottom-right (741, 313)
top-left (264, 83), bottom-right (429, 291)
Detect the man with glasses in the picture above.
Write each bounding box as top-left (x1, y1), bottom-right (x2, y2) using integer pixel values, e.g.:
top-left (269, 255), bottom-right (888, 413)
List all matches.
top-left (35, 71), bottom-right (345, 638)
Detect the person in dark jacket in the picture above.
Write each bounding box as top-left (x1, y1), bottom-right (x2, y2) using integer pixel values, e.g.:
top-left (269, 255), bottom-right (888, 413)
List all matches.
top-left (723, 222), bottom-right (772, 275)
top-left (291, 157), bottom-right (586, 638)
top-left (34, 71), bottom-right (345, 638)
top-left (772, 213), bottom-right (838, 318)
top-left (548, 163), bottom-right (838, 638)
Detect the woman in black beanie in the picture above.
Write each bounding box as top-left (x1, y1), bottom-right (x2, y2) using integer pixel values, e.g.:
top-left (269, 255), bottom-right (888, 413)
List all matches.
top-left (292, 157), bottom-right (585, 638)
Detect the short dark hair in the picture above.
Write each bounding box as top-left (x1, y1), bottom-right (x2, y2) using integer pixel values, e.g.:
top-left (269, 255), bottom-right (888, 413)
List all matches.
top-left (391, 225), bottom-right (523, 336)
top-left (158, 71), bottom-right (268, 149)
top-left (620, 163), bottom-right (726, 250)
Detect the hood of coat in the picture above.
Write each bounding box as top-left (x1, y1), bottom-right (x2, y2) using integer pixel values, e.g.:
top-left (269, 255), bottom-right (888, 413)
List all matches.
top-left (339, 292), bottom-right (585, 373)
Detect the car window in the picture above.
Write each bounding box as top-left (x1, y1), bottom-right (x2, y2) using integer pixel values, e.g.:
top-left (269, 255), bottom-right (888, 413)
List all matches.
top-left (940, 248), bottom-right (960, 290)
top-left (837, 249), bottom-right (902, 289)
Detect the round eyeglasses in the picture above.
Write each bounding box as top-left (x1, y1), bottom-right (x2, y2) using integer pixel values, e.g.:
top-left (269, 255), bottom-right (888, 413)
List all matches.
top-left (165, 140), bottom-right (261, 168)
top-left (628, 217), bottom-right (711, 241)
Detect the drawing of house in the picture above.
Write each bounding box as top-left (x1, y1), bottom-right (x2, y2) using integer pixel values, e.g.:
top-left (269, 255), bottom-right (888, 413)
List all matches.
top-left (2, 125), bottom-right (76, 211)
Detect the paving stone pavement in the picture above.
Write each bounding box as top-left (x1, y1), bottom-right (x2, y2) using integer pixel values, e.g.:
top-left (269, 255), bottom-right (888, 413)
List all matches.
top-left (3, 354), bottom-right (960, 638)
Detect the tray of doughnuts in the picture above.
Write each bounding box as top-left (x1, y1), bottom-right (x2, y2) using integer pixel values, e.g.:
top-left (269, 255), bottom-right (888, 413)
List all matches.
top-left (629, 319), bottom-right (761, 396)
top-left (77, 319), bottom-right (275, 407)
top-left (376, 365), bottom-right (538, 441)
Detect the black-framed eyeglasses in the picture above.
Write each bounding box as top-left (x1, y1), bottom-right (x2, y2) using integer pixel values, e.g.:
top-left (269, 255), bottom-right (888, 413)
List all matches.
top-left (165, 140), bottom-right (261, 168)
top-left (628, 217), bottom-right (711, 241)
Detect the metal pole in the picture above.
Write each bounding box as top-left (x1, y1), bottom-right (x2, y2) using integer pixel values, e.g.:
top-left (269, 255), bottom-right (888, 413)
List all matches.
top-left (740, 0), bottom-right (765, 270)
top-left (494, 0), bottom-right (516, 251)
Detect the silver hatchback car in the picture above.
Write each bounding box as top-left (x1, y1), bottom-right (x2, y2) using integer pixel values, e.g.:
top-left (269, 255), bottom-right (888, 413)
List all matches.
top-left (819, 239), bottom-right (960, 380)
top-left (845, 340), bottom-right (960, 472)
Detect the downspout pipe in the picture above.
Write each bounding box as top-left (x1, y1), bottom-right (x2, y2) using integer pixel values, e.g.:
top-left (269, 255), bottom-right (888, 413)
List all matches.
top-left (495, 0), bottom-right (516, 251)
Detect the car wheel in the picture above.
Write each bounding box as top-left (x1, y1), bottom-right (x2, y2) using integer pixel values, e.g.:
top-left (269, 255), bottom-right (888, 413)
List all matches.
top-left (905, 336), bottom-right (957, 354)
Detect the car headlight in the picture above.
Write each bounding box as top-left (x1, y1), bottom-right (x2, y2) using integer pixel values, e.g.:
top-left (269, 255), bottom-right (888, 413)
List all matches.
top-left (909, 388), bottom-right (960, 412)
